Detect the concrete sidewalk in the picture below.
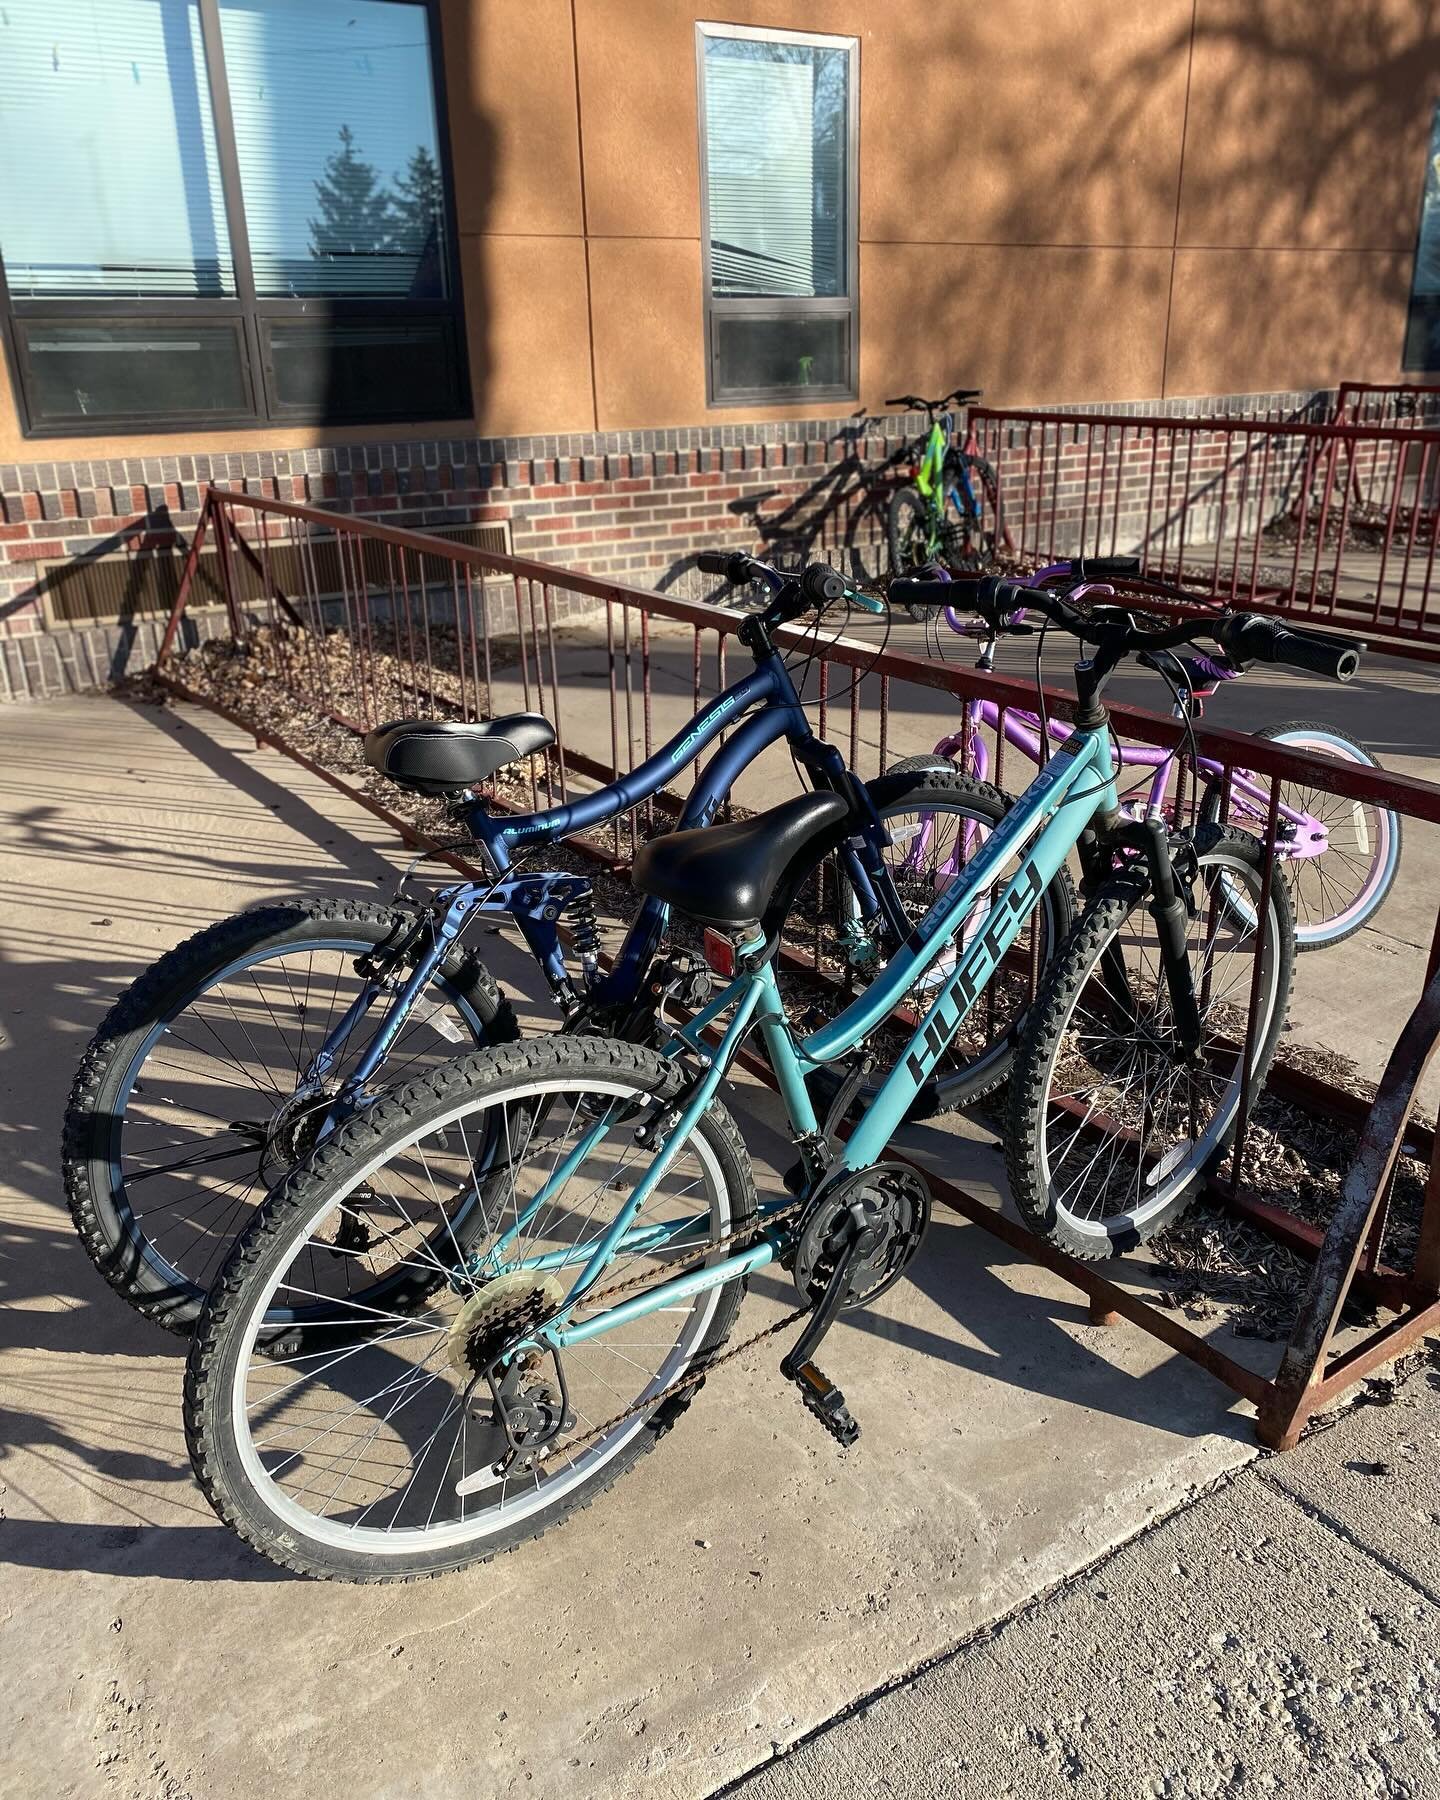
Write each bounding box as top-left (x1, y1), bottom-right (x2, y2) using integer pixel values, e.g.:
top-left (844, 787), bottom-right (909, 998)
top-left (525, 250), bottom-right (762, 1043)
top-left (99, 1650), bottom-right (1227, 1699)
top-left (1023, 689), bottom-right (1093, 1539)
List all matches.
top-left (730, 1372), bottom-right (1440, 1798)
top-left (0, 693), bottom-right (1433, 1800)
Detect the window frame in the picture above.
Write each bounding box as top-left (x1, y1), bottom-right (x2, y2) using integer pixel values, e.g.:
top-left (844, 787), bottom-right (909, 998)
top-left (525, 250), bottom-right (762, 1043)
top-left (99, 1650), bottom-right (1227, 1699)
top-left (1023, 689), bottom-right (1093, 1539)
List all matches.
top-left (1402, 103), bottom-right (1440, 374)
top-left (695, 20), bottom-right (859, 409)
top-left (0, 0), bottom-right (470, 438)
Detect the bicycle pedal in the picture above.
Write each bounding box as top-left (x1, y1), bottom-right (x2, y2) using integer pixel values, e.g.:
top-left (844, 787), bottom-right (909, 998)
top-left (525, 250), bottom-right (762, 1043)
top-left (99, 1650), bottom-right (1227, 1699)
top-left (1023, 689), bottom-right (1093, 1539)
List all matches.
top-left (788, 1359), bottom-right (860, 1447)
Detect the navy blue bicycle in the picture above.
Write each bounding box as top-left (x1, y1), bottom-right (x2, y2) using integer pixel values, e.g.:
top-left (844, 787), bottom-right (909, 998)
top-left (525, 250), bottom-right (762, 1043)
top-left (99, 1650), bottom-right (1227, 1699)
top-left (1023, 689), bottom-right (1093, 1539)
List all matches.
top-left (65, 553), bottom-right (1080, 1331)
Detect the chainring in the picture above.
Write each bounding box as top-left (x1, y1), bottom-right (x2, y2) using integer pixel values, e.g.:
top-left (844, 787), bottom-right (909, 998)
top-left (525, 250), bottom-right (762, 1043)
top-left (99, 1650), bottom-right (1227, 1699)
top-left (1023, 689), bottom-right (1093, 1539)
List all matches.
top-left (791, 1163), bottom-right (932, 1312)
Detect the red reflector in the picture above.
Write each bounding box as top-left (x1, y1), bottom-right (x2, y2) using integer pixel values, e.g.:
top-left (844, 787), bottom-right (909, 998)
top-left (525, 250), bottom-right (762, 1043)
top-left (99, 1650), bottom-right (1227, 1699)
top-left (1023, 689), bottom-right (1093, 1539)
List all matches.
top-left (703, 928), bottom-right (736, 977)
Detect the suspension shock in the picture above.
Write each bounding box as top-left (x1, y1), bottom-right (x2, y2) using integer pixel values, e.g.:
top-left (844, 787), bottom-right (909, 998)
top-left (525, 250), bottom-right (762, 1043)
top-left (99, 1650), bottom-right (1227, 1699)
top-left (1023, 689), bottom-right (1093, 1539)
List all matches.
top-left (567, 889), bottom-right (601, 987)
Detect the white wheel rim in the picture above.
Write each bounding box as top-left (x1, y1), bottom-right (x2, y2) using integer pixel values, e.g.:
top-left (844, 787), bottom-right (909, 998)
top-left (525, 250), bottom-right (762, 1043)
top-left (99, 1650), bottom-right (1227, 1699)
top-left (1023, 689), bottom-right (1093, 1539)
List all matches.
top-left (228, 1073), bottom-right (730, 1559)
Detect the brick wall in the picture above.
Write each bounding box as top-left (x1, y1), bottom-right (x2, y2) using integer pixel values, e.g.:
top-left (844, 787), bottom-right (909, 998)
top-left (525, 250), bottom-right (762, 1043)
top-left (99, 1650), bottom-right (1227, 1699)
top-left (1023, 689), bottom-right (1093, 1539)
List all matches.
top-left (0, 388), bottom-right (1335, 699)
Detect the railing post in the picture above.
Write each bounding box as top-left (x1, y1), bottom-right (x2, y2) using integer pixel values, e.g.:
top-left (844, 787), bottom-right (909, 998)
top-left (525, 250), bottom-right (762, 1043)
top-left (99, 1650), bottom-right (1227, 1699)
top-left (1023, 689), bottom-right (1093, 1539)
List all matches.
top-left (212, 496), bottom-right (244, 642)
top-left (1258, 967), bottom-right (1440, 1449)
top-left (155, 489), bottom-right (213, 668)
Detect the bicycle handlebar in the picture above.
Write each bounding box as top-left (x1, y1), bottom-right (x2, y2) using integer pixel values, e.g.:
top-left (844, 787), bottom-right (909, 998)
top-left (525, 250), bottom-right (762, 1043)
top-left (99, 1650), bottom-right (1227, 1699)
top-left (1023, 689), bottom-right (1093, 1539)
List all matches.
top-left (890, 573), bottom-right (1362, 682)
top-left (696, 549), bottom-right (878, 634)
top-left (883, 387), bottom-right (983, 413)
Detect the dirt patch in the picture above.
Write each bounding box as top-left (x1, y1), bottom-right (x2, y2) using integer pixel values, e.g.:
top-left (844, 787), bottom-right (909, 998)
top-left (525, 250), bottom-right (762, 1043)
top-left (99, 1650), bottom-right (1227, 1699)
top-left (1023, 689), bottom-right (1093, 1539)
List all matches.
top-left (1151, 1039), bottom-right (1431, 1341)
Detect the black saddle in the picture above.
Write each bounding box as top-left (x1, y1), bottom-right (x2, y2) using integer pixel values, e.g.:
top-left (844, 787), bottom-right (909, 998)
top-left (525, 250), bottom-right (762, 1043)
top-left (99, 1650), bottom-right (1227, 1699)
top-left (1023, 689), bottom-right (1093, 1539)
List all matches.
top-left (631, 791), bottom-right (857, 935)
top-left (363, 714), bottom-right (555, 796)
top-left (1137, 649), bottom-right (1224, 699)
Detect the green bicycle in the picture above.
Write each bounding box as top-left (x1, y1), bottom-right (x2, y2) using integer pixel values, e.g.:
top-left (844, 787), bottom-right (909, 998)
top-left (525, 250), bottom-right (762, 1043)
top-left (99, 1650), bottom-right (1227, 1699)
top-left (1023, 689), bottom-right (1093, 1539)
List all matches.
top-left (180, 572), bottom-right (1362, 1582)
top-left (886, 387), bottom-right (1002, 610)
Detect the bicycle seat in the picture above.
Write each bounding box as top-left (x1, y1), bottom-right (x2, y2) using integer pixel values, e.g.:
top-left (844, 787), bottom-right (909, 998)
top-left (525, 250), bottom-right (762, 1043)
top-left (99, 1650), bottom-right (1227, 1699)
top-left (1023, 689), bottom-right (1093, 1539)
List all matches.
top-left (1136, 650), bottom-right (1225, 698)
top-left (363, 714), bottom-right (555, 796)
top-left (632, 791), bottom-right (857, 935)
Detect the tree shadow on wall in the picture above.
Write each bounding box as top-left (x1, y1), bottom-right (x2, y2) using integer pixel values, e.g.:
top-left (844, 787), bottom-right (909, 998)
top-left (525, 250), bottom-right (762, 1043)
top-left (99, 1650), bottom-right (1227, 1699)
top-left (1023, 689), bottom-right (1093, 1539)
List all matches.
top-left (862, 0), bottom-right (1434, 406)
top-left (655, 2), bottom-right (1437, 598)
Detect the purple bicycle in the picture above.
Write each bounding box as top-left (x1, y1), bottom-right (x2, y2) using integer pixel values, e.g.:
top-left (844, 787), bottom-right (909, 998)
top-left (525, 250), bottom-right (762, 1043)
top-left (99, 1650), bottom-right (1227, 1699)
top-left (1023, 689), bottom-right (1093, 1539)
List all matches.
top-left (903, 561), bottom-right (1401, 951)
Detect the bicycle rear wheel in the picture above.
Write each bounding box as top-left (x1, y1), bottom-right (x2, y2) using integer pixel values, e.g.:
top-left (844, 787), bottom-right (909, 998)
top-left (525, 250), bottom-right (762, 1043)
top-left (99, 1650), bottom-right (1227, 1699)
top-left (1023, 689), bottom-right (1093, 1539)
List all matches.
top-left (64, 899), bottom-right (516, 1332)
top-left (887, 485), bottom-right (934, 588)
top-left (942, 451), bottom-right (1000, 569)
top-left (1006, 825), bottom-right (1295, 1259)
top-left (1201, 721), bottom-right (1401, 950)
top-left (817, 765), bottom-right (1076, 1119)
top-left (185, 1037), bottom-right (756, 1582)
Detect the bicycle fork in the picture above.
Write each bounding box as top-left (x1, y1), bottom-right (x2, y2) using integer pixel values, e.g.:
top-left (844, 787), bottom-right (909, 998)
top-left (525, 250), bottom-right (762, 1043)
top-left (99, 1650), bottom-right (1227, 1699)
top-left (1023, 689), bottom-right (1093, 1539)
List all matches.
top-left (1109, 817), bottom-right (1204, 1061)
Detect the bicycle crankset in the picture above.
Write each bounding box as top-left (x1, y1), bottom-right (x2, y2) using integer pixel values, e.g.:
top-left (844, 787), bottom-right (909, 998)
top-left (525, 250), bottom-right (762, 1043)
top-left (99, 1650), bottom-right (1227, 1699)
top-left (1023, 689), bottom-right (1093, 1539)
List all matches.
top-left (791, 1163), bottom-right (932, 1312)
top-left (781, 1164), bottom-right (933, 1448)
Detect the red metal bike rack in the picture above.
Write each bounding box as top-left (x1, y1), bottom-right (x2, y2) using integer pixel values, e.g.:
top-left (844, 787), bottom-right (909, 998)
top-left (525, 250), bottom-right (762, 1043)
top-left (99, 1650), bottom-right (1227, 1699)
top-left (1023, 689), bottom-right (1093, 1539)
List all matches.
top-left (152, 487), bottom-right (1440, 1447)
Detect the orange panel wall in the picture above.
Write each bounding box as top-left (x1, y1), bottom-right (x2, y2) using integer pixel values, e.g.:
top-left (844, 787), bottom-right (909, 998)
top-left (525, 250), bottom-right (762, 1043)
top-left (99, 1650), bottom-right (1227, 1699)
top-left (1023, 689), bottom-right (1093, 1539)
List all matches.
top-left (1, 0), bottom-right (1437, 456)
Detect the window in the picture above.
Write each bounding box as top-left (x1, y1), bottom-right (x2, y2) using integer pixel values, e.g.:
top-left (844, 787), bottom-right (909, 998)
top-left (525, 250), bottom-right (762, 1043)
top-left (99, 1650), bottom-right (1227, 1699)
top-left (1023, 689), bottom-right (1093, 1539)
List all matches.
top-left (1404, 105), bottom-right (1440, 373)
top-left (697, 23), bottom-right (857, 406)
top-left (0, 0), bottom-right (465, 435)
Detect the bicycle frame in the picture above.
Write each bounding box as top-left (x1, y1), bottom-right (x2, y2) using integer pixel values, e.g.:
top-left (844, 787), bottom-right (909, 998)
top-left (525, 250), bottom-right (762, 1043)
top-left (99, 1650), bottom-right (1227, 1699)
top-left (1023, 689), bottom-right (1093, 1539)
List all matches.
top-left (296, 641), bottom-right (907, 1120)
top-left (935, 691), bottom-right (1328, 864)
top-left (487, 722), bottom-right (1121, 1352)
top-left (912, 409), bottom-right (981, 547)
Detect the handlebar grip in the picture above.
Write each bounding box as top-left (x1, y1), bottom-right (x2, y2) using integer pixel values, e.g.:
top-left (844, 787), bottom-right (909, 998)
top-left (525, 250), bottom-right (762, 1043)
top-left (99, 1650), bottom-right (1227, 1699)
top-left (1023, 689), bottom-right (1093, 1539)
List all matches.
top-left (697, 549), bottom-right (767, 587)
top-left (884, 395), bottom-right (918, 409)
top-left (1071, 555), bottom-right (1141, 580)
top-left (800, 563), bottom-right (845, 608)
top-left (1279, 632), bottom-right (1361, 682)
top-left (889, 576), bottom-right (956, 610)
top-left (1219, 615), bottom-right (1362, 682)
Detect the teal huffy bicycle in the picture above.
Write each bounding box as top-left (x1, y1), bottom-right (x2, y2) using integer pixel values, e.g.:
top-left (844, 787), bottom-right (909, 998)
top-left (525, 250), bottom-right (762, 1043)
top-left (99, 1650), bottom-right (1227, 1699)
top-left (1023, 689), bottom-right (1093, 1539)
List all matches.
top-left (185, 575), bottom-right (1355, 1581)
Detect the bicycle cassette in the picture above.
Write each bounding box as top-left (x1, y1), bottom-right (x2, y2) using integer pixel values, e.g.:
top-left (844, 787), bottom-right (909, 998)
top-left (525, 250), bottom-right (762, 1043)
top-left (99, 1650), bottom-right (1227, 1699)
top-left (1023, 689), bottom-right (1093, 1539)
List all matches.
top-left (791, 1163), bottom-right (932, 1312)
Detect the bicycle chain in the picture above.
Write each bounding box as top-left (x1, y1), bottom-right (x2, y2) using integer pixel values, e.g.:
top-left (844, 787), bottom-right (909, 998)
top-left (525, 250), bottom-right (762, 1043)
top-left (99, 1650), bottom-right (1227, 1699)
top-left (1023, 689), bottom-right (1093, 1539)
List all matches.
top-left (460, 1192), bottom-right (811, 1465)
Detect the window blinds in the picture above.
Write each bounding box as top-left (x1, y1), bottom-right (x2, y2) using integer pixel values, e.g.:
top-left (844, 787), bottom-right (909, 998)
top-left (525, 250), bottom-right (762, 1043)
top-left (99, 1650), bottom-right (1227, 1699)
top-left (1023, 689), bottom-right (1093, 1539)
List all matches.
top-left (702, 38), bottom-right (848, 302)
top-left (0, 0), bottom-right (233, 297)
top-left (217, 0), bottom-right (446, 299)
top-left (705, 57), bottom-right (816, 299)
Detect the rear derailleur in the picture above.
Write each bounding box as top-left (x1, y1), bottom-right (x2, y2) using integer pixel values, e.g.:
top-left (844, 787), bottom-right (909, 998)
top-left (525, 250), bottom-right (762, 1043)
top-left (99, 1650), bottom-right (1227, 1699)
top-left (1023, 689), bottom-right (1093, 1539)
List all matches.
top-left (567, 949), bottom-right (713, 1047)
top-left (781, 1163), bottom-right (931, 1448)
top-left (448, 1281), bottom-right (575, 1489)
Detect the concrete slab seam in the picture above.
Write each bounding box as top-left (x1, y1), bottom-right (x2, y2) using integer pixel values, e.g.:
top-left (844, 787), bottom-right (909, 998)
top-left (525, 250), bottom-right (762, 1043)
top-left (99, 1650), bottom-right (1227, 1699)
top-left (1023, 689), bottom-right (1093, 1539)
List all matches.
top-left (704, 1451), bottom-right (1264, 1799)
top-left (1253, 1467), bottom-right (1440, 1611)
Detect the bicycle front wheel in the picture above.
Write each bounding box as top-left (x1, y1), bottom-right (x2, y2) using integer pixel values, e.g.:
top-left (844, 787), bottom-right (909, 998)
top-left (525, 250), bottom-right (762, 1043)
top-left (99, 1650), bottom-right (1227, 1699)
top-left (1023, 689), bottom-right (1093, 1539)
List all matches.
top-left (1006, 825), bottom-right (1295, 1259)
top-left (185, 1037), bottom-right (756, 1583)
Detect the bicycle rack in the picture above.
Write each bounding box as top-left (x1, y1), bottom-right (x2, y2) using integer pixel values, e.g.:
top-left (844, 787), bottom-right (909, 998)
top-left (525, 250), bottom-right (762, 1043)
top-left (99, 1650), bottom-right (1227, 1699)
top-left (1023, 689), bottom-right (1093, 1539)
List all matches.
top-left (153, 486), bottom-right (1440, 1449)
